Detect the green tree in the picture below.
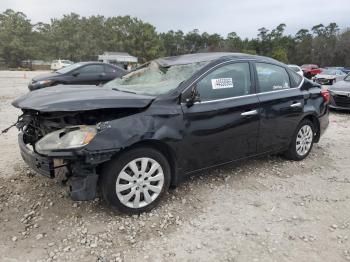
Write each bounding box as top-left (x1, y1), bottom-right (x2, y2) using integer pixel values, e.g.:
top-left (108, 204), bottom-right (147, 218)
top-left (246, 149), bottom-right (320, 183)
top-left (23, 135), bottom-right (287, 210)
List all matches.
top-left (1, 9), bottom-right (350, 68)
top-left (184, 29), bottom-right (202, 53)
top-left (271, 47), bottom-right (288, 63)
top-left (225, 32), bottom-right (243, 51)
top-left (0, 9), bottom-right (34, 67)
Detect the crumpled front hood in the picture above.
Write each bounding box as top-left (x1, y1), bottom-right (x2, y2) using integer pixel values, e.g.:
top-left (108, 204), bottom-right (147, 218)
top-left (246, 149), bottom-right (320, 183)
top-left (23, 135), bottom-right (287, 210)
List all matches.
top-left (12, 85), bottom-right (155, 112)
top-left (329, 80), bottom-right (350, 92)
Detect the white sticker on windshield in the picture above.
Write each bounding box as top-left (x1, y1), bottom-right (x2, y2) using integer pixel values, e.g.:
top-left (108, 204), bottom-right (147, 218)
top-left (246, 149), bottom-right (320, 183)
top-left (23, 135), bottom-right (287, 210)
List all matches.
top-left (211, 78), bottom-right (234, 89)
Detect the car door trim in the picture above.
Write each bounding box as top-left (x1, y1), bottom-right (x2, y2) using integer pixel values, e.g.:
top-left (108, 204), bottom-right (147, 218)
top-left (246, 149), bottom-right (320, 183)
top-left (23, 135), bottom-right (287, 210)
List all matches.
top-left (186, 84), bottom-right (304, 105)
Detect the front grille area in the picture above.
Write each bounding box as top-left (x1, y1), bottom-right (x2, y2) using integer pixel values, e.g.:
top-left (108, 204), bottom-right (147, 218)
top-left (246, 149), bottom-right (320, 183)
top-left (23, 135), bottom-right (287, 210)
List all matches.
top-left (333, 94), bottom-right (350, 108)
top-left (316, 78), bottom-right (333, 85)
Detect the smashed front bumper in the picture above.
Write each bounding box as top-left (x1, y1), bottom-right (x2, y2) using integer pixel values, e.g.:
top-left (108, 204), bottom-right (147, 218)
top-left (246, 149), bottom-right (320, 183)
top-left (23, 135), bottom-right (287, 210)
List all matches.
top-left (18, 132), bottom-right (116, 200)
top-left (19, 133), bottom-right (54, 177)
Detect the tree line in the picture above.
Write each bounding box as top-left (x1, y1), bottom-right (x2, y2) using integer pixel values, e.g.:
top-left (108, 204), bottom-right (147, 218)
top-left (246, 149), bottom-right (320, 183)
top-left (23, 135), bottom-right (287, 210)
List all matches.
top-left (0, 9), bottom-right (349, 68)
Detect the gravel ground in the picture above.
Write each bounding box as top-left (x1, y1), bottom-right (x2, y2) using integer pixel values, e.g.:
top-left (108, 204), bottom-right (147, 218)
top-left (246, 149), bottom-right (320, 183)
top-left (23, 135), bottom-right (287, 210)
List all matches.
top-left (0, 71), bottom-right (350, 262)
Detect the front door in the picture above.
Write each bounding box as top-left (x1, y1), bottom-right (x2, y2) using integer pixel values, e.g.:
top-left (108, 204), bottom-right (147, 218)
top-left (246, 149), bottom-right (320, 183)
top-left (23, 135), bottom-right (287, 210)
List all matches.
top-left (180, 62), bottom-right (260, 173)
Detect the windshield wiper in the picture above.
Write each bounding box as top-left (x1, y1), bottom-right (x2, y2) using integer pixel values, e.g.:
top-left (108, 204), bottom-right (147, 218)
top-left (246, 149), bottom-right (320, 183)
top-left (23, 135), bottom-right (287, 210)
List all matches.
top-left (112, 88), bottom-right (137, 94)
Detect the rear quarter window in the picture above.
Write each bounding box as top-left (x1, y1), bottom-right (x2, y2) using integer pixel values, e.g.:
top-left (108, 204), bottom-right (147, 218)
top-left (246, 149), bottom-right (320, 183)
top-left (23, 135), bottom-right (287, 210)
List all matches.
top-left (256, 63), bottom-right (290, 92)
top-left (289, 69), bottom-right (303, 87)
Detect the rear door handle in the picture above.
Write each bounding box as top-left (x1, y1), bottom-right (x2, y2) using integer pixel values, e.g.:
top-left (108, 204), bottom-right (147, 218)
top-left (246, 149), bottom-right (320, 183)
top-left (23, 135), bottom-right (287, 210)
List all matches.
top-left (290, 102), bottom-right (302, 108)
top-left (241, 110), bottom-right (258, 116)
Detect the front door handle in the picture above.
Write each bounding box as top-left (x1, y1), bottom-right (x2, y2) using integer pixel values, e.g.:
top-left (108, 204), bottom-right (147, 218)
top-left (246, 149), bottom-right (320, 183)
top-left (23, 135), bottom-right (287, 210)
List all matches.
top-left (241, 110), bottom-right (258, 116)
top-left (290, 102), bottom-right (302, 108)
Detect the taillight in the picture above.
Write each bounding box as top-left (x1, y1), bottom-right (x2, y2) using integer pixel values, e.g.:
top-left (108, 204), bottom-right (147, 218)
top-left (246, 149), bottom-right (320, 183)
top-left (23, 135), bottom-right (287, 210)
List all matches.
top-left (321, 90), bottom-right (330, 103)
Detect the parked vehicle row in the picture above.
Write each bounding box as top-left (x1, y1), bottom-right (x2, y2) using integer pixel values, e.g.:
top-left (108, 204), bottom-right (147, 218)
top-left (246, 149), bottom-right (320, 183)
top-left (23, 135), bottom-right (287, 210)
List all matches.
top-left (288, 64), bottom-right (350, 81)
top-left (286, 66), bottom-right (350, 111)
top-left (12, 53), bottom-right (330, 214)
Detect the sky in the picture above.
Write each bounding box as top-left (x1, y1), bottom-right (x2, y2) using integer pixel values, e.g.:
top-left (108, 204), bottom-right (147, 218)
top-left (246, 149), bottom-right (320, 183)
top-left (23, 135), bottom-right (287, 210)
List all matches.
top-left (1, 0), bottom-right (349, 38)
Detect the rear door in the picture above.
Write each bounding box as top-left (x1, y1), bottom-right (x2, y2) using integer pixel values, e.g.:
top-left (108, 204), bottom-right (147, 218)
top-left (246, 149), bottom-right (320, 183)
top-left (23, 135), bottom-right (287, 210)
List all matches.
top-left (180, 61), bottom-right (260, 172)
top-left (254, 62), bottom-right (304, 153)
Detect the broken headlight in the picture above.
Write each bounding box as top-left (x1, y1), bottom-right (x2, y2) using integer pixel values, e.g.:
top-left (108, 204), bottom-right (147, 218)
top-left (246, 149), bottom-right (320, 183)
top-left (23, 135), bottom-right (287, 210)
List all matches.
top-left (35, 125), bottom-right (97, 154)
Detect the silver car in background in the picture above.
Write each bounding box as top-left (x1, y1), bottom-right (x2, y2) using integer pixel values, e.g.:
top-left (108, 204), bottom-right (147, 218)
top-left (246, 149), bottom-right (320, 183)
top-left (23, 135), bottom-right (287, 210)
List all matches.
top-left (329, 74), bottom-right (350, 110)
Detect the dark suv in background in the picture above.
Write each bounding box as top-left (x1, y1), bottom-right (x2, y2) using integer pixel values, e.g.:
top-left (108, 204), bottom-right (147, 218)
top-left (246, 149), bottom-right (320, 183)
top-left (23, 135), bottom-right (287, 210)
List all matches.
top-left (28, 62), bottom-right (126, 91)
top-left (13, 53), bottom-right (329, 214)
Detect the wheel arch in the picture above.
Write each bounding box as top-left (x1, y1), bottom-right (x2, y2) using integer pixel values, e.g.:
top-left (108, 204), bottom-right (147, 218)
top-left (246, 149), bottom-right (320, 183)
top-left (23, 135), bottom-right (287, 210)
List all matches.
top-left (302, 114), bottom-right (321, 143)
top-left (105, 139), bottom-right (180, 188)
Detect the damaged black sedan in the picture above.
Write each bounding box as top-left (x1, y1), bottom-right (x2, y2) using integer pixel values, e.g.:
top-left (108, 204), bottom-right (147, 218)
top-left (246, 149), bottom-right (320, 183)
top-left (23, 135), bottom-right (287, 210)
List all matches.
top-left (12, 53), bottom-right (329, 214)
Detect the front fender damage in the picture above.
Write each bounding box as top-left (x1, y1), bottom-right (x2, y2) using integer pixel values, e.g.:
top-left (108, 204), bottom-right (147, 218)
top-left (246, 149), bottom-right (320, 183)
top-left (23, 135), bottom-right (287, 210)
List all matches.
top-left (71, 111), bottom-right (184, 201)
top-left (16, 103), bottom-right (184, 201)
top-left (87, 113), bottom-right (184, 151)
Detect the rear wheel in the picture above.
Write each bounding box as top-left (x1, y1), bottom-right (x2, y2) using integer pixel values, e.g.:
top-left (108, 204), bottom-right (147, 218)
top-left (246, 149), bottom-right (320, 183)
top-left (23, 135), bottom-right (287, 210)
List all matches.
top-left (100, 147), bottom-right (171, 214)
top-left (284, 119), bottom-right (315, 161)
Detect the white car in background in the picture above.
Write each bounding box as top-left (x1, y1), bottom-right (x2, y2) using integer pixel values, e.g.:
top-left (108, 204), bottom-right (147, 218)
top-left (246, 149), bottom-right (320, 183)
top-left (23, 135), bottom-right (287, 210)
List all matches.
top-left (288, 64), bottom-right (304, 77)
top-left (50, 59), bottom-right (74, 71)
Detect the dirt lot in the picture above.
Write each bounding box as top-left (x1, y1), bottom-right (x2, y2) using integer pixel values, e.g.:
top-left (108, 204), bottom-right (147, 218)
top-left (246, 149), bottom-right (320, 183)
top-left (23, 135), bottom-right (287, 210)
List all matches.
top-left (0, 71), bottom-right (350, 262)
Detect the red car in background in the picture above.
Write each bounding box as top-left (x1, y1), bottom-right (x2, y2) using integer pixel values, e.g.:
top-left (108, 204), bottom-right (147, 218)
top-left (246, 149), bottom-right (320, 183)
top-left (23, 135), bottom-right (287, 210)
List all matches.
top-left (301, 64), bottom-right (323, 79)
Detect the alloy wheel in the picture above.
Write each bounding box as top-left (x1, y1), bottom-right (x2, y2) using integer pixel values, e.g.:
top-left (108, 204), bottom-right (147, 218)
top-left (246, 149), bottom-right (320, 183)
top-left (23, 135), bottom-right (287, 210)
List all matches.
top-left (115, 157), bottom-right (164, 209)
top-left (296, 125), bottom-right (313, 156)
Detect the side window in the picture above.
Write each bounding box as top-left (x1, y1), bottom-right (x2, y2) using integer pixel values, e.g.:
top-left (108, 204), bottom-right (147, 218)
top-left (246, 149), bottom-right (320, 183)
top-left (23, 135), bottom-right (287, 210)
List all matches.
top-left (196, 63), bottom-right (251, 101)
top-left (256, 63), bottom-right (290, 92)
top-left (289, 70), bottom-right (303, 87)
top-left (105, 65), bottom-right (116, 73)
top-left (78, 65), bottom-right (104, 75)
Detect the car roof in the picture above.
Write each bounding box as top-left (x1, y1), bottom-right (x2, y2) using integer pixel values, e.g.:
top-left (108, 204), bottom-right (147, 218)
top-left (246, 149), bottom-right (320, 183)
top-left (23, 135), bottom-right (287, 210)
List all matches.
top-left (155, 52), bottom-right (279, 67)
top-left (73, 61), bottom-right (126, 71)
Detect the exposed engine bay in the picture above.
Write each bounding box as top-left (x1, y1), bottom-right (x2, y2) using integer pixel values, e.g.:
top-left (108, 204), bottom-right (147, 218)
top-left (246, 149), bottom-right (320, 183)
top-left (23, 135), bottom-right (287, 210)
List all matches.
top-left (17, 108), bottom-right (143, 148)
top-left (11, 107), bottom-right (144, 201)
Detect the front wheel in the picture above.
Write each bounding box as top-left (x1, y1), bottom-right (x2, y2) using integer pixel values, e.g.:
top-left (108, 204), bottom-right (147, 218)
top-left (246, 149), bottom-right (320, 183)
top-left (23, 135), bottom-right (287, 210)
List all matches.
top-left (284, 119), bottom-right (315, 161)
top-left (100, 147), bottom-right (171, 214)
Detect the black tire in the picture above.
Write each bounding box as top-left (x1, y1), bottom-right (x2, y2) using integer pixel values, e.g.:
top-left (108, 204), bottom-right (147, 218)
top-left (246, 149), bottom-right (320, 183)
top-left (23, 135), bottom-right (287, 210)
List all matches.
top-left (100, 147), bottom-right (171, 214)
top-left (284, 119), bottom-right (315, 161)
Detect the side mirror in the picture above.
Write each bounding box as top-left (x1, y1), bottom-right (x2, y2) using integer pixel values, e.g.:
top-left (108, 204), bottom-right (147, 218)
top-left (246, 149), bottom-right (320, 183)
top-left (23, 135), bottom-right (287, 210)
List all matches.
top-left (72, 72), bottom-right (79, 77)
top-left (185, 85), bottom-right (201, 107)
